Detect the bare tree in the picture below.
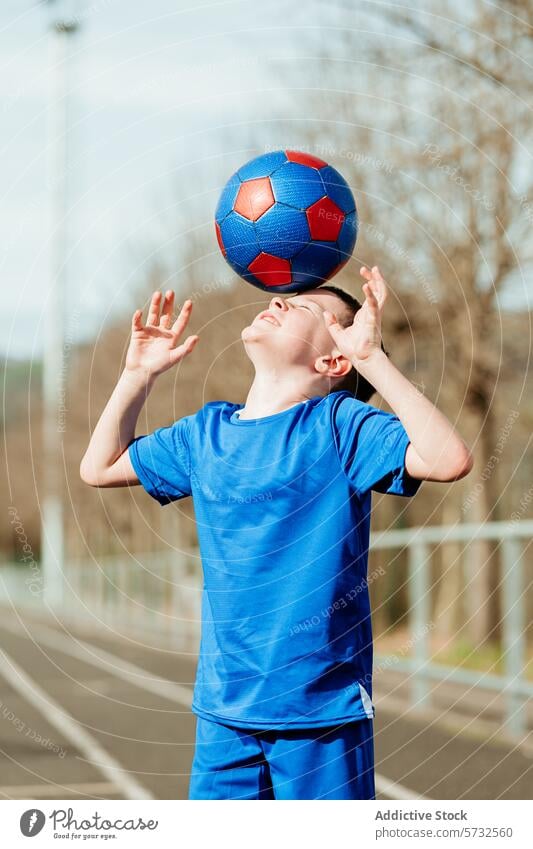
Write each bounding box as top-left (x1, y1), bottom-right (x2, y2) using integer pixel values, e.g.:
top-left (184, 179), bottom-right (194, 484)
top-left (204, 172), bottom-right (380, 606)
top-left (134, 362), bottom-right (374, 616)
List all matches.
top-left (281, 0), bottom-right (533, 643)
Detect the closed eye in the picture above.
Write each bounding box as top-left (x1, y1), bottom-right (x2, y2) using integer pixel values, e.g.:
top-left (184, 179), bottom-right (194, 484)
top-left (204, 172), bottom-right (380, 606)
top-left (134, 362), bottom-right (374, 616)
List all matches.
top-left (288, 299), bottom-right (319, 315)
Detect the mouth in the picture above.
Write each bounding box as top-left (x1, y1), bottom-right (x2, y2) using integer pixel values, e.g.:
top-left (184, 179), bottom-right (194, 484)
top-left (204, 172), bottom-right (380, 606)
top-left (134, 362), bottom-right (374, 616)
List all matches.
top-left (256, 311), bottom-right (280, 327)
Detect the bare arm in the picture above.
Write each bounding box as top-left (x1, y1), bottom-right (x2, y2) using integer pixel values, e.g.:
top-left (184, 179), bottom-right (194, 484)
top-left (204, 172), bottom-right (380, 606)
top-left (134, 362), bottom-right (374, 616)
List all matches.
top-left (80, 290), bottom-right (199, 487)
top-left (351, 350), bottom-right (473, 481)
top-left (323, 266), bottom-right (474, 482)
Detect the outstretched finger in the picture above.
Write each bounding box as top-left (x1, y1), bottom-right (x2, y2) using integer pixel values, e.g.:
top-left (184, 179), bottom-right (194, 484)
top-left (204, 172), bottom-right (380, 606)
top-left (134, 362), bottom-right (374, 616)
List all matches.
top-left (146, 290), bottom-right (162, 326)
top-left (363, 282), bottom-right (379, 313)
top-left (374, 282), bottom-right (387, 307)
top-left (159, 290), bottom-right (175, 328)
top-left (132, 309), bottom-right (143, 331)
top-left (171, 299), bottom-right (193, 335)
top-left (372, 265), bottom-right (388, 282)
top-left (371, 266), bottom-right (388, 302)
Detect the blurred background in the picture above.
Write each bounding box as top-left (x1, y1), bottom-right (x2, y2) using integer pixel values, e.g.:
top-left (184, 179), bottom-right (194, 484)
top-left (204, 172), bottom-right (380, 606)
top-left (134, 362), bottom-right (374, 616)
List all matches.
top-left (0, 0), bottom-right (531, 801)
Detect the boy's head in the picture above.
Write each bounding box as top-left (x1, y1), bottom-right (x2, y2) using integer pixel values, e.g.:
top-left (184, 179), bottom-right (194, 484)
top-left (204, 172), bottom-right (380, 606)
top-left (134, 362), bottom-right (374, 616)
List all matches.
top-left (241, 284), bottom-right (389, 402)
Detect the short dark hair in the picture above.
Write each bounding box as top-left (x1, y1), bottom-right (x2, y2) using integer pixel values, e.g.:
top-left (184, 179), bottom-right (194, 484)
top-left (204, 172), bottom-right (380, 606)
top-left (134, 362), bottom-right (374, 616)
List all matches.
top-left (317, 284), bottom-right (390, 403)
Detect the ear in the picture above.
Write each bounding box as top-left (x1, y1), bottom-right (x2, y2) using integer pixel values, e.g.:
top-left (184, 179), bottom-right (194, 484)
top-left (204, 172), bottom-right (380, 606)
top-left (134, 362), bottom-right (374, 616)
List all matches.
top-left (314, 351), bottom-right (353, 379)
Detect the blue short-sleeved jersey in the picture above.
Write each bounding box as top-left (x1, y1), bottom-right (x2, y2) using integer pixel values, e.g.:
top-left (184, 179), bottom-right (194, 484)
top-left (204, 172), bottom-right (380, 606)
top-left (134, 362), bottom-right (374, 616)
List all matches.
top-left (128, 390), bottom-right (422, 729)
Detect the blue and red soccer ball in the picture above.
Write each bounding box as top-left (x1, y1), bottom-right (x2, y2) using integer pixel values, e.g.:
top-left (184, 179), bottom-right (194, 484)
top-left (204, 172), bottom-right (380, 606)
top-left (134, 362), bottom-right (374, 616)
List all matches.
top-left (214, 150), bottom-right (358, 293)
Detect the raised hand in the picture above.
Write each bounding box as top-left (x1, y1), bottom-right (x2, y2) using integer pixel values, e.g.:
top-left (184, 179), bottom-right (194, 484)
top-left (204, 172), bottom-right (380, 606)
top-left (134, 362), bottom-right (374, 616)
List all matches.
top-left (125, 290), bottom-right (199, 381)
top-left (323, 265), bottom-right (388, 365)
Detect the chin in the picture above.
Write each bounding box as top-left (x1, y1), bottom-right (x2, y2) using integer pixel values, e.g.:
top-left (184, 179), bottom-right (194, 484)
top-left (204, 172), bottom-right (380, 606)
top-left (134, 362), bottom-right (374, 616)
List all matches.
top-left (242, 324), bottom-right (269, 342)
top-left (241, 325), bottom-right (254, 340)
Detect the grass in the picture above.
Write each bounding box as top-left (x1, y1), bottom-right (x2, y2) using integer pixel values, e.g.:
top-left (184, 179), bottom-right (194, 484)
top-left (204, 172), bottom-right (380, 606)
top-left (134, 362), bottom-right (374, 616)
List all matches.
top-left (375, 630), bottom-right (533, 682)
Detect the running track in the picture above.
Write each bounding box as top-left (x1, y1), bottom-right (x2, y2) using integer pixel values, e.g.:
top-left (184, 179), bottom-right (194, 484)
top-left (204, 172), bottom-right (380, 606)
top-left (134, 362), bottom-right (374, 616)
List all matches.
top-left (0, 608), bottom-right (530, 800)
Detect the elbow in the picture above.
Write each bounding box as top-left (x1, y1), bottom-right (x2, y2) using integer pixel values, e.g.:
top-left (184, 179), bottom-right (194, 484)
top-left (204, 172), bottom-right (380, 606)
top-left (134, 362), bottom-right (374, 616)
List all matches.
top-left (447, 446), bottom-right (475, 481)
top-left (79, 457), bottom-right (101, 487)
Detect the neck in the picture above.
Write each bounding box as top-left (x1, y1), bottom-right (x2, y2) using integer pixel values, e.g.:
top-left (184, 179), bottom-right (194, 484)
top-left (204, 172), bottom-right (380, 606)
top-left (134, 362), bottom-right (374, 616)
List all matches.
top-left (238, 371), bottom-right (319, 419)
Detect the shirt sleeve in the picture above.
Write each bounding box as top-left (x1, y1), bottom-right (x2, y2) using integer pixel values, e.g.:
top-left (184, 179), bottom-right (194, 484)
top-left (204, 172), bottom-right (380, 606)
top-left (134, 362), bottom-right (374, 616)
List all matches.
top-left (128, 417), bottom-right (192, 506)
top-left (331, 393), bottom-right (423, 498)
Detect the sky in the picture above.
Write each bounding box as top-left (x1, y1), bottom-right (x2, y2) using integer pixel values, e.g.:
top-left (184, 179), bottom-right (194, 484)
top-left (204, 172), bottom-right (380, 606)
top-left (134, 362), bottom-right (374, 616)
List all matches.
top-left (1, 0), bottom-right (304, 360)
top-left (1, 0), bottom-right (530, 361)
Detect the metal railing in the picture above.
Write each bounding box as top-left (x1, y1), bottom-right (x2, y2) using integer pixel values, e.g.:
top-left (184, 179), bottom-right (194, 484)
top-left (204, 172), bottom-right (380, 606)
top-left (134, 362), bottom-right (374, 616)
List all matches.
top-left (1, 520), bottom-right (531, 734)
top-left (371, 520), bottom-right (532, 736)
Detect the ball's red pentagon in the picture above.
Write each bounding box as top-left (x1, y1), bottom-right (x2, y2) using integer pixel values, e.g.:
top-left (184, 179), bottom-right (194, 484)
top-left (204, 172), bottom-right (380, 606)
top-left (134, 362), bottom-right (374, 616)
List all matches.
top-left (248, 252), bottom-right (292, 287)
top-left (306, 197), bottom-right (345, 241)
top-left (215, 221), bottom-right (226, 257)
top-left (234, 177), bottom-right (275, 221)
top-left (215, 150), bottom-right (358, 292)
top-left (286, 150), bottom-right (328, 169)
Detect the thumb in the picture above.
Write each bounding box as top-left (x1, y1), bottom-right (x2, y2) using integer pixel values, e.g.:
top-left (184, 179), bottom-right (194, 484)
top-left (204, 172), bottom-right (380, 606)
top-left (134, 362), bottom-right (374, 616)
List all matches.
top-left (168, 334), bottom-right (199, 366)
top-left (323, 310), bottom-right (343, 339)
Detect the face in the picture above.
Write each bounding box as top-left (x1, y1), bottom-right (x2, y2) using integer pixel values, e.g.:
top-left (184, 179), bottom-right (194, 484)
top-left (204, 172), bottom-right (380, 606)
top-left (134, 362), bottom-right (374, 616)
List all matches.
top-left (241, 288), bottom-right (353, 385)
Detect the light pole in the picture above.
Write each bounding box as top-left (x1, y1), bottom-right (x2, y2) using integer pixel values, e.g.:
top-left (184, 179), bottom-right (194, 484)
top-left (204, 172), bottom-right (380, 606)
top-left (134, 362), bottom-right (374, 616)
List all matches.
top-left (41, 1), bottom-right (78, 607)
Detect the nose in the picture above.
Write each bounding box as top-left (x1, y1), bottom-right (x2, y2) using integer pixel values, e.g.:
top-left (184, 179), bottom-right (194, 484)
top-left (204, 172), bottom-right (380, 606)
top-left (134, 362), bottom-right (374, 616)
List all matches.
top-left (269, 296), bottom-right (288, 313)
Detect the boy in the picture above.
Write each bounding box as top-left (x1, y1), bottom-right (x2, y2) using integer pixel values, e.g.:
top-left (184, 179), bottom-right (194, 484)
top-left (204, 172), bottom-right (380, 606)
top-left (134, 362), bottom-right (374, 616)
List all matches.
top-left (80, 265), bottom-right (473, 800)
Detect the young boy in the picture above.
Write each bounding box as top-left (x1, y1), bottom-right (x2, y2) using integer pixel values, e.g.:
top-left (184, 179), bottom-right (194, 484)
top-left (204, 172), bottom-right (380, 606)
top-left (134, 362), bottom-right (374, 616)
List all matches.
top-left (80, 265), bottom-right (473, 800)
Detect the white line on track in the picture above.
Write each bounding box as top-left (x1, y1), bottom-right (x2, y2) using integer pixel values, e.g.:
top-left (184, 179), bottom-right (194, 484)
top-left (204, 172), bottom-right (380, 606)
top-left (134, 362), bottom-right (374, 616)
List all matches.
top-left (0, 616), bottom-right (427, 800)
top-left (0, 782), bottom-right (117, 799)
top-left (374, 773), bottom-right (425, 800)
top-left (0, 618), bottom-right (192, 706)
top-left (0, 648), bottom-right (154, 800)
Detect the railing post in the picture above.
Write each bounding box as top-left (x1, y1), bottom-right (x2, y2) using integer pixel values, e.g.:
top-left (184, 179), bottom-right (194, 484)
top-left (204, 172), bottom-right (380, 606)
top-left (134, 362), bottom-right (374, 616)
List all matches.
top-left (408, 539), bottom-right (431, 709)
top-left (501, 536), bottom-right (526, 736)
top-left (170, 551), bottom-right (186, 649)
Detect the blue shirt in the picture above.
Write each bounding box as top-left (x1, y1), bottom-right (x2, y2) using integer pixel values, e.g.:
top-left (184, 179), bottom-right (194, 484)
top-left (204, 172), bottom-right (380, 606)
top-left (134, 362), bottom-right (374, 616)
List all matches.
top-left (128, 390), bottom-right (422, 729)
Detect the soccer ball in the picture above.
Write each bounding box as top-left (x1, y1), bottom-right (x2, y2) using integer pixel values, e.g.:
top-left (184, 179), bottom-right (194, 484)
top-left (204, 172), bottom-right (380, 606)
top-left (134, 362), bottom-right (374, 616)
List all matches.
top-left (214, 150), bottom-right (358, 293)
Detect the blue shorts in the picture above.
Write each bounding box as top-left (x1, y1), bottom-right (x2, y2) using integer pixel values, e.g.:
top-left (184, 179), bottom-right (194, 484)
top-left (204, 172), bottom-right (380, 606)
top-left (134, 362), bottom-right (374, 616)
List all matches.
top-left (188, 715), bottom-right (375, 800)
